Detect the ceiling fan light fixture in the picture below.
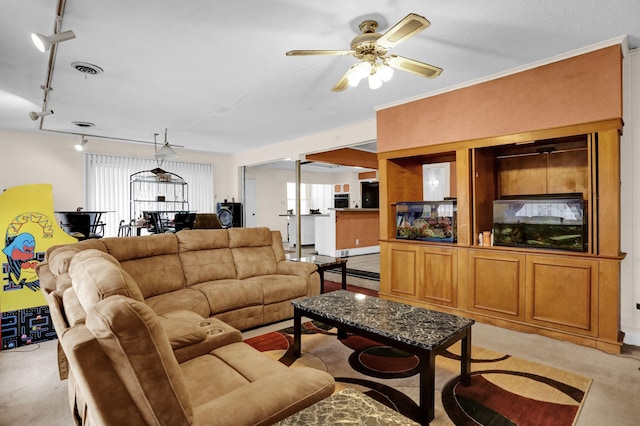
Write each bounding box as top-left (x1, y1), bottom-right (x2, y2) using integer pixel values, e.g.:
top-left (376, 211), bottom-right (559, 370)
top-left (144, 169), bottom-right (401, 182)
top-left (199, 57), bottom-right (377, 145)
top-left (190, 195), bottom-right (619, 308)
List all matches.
top-left (347, 73), bottom-right (362, 87)
top-left (31, 30), bottom-right (75, 52)
top-left (356, 61), bottom-right (372, 79)
top-left (368, 73), bottom-right (382, 90)
top-left (378, 64), bottom-right (394, 82)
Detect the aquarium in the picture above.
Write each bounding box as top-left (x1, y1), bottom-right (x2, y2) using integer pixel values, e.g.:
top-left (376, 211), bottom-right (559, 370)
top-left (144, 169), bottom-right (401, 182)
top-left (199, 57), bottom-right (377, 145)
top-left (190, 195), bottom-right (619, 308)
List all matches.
top-left (396, 200), bottom-right (457, 242)
top-left (492, 193), bottom-right (586, 252)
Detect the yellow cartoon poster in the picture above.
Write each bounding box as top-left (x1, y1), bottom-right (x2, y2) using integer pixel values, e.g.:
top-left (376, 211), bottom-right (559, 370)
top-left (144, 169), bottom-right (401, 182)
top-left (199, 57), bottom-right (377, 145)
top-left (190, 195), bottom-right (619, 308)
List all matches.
top-left (1, 184), bottom-right (76, 349)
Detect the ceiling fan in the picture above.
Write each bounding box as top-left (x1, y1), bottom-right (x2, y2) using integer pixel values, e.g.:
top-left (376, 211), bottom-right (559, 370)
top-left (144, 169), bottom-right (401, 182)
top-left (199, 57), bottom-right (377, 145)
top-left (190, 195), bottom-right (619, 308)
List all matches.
top-left (286, 13), bottom-right (443, 91)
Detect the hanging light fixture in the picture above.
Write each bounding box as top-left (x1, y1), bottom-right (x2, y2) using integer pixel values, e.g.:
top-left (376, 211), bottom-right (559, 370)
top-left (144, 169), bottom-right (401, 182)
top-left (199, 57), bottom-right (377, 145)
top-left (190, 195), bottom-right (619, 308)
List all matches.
top-left (346, 57), bottom-right (394, 90)
top-left (377, 61), bottom-right (394, 82)
top-left (74, 136), bottom-right (88, 151)
top-left (347, 61), bottom-right (372, 88)
top-left (368, 71), bottom-right (383, 90)
top-left (31, 30), bottom-right (76, 52)
top-left (154, 129), bottom-right (178, 166)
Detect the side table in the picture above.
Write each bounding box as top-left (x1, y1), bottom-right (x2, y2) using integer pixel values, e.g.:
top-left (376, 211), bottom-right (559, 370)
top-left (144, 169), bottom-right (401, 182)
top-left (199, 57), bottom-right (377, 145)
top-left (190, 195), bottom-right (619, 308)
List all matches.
top-left (289, 255), bottom-right (347, 293)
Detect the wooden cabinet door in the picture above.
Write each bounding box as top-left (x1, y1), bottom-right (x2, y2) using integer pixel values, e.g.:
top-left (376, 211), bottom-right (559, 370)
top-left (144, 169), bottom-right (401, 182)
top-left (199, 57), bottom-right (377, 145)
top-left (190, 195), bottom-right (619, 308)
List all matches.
top-left (468, 250), bottom-right (526, 320)
top-left (525, 255), bottom-right (598, 336)
top-left (418, 246), bottom-right (458, 307)
top-left (380, 243), bottom-right (419, 298)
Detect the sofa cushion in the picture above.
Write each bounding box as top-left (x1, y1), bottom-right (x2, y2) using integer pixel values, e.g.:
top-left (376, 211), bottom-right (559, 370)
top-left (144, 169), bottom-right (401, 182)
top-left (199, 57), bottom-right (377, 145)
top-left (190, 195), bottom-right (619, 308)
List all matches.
top-left (63, 287), bottom-right (87, 326)
top-left (101, 233), bottom-right (178, 261)
top-left (177, 230), bottom-right (237, 284)
top-left (246, 275), bottom-right (309, 304)
top-left (176, 229), bottom-right (229, 251)
top-left (86, 296), bottom-right (194, 425)
top-left (46, 239), bottom-right (107, 277)
top-left (102, 234), bottom-right (186, 298)
top-left (191, 279), bottom-right (263, 314)
top-left (69, 250), bottom-right (144, 313)
top-left (145, 288), bottom-right (210, 318)
top-left (232, 247), bottom-right (277, 279)
top-left (228, 227), bottom-right (272, 248)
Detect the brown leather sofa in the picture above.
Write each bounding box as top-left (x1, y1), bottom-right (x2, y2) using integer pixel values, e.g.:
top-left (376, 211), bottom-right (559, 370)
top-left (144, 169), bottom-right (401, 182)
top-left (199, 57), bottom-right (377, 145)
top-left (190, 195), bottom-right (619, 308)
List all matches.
top-left (37, 227), bottom-right (333, 425)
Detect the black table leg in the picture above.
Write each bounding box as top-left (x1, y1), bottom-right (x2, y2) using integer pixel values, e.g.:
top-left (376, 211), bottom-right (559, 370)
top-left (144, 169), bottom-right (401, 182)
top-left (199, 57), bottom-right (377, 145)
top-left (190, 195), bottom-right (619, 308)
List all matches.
top-left (340, 262), bottom-right (347, 290)
top-left (460, 327), bottom-right (472, 386)
top-left (293, 309), bottom-right (302, 358)
top-left (318, 268), bottom-right (325, 293)
top-left (417, 350), bottom-right (436, 424)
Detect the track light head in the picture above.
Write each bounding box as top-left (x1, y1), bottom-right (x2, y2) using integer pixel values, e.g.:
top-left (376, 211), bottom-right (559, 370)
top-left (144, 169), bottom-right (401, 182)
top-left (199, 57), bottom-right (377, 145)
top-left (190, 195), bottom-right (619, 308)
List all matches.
top-left (75, 136), bottom-right (88, 152)
top-left (29, 109), bottom-right (54, 121)
top-left (31, 30), bottom-right (75, 52)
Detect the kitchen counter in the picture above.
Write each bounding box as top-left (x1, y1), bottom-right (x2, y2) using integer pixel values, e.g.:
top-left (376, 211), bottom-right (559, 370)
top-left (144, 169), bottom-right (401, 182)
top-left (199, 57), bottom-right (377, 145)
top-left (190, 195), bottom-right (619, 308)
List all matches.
top-left (279, 214), bottom-right (329, 245)
top-left (315, 209), bottom-right (380, 257)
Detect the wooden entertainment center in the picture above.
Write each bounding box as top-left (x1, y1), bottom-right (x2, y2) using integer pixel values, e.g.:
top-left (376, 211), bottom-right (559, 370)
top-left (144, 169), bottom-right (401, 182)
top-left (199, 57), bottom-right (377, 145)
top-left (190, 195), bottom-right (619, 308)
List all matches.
top-left (376, 45), bottom-right (625, 354)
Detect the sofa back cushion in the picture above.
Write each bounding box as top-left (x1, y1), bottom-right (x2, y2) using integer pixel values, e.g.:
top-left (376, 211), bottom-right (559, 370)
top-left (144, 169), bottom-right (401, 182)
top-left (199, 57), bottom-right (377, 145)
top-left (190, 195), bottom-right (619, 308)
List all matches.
top-left (228, 228), bottom-right (277, 279)
top-left (86, 296), bottom-right (193, 425)
top-left (46, 239), bottom-right (107, 277)
top-left (69, 249), bottom-right (144, 313)
top-left (176, 230), bottom-right (237, 285)
top-left (101, 234), bottom-right (186, 298)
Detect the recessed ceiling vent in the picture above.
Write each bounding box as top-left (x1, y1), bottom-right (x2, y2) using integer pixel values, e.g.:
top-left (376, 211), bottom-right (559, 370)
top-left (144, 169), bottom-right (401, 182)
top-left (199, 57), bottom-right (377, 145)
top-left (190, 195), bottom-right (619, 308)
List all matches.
top-left (72, 121), bottom-right (95, 128)
top-left (71, 61), bottom-right (103, 75)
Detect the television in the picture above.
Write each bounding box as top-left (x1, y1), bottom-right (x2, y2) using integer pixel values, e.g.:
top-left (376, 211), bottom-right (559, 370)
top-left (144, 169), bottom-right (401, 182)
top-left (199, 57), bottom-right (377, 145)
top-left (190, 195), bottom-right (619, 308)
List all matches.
top-left (361, 181), bottom-right (379, 208)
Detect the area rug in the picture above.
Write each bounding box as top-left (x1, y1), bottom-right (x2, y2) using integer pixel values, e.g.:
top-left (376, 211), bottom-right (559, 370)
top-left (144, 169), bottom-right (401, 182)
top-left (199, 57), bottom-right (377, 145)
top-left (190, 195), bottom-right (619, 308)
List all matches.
top-left (245, 321), bottom-right (592, 425)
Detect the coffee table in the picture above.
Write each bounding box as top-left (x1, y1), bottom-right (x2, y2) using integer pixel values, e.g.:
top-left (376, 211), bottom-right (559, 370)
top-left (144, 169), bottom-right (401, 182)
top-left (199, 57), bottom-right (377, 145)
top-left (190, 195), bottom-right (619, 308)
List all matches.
top-left (289, 255), bottom-right (347, 293)
top-left (275, 387), bottom-right (420, 425)
top-left (291, 290), bottom-right (475, 425)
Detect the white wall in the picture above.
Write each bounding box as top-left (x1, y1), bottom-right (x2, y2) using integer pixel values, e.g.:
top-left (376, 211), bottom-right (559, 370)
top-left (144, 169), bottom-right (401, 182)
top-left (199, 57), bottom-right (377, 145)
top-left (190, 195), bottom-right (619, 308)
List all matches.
top-left (620, 49), bottom-right (640, 345)
top-left (0, 129), bottom-right (235, 213)
top-left (244, 165), bottom-right (367, 243)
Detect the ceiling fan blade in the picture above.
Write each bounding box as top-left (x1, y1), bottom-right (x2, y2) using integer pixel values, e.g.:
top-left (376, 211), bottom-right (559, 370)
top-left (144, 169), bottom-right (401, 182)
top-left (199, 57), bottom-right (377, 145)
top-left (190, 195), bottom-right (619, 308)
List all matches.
top-left (331, 63), bottom-right (362, 92)
top-left (387, 55), bottom-right (443, 79)
top-left (286, 50), bottom-right (353, 56)
top-left (376, 13), bottom-right (431, 49)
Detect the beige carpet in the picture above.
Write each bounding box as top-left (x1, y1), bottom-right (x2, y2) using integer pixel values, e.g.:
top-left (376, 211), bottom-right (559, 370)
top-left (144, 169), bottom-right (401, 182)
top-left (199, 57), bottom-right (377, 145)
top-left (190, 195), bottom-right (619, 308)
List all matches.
top-left (245, 321), bottom-right (592, 425)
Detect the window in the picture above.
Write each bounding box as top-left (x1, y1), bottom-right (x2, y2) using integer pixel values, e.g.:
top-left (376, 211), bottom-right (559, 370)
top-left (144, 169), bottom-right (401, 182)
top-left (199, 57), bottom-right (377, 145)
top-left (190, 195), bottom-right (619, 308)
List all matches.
top-left (84, 154), bottom-right (214, 237)
top-left (286, 183), bottom-right (332, 214)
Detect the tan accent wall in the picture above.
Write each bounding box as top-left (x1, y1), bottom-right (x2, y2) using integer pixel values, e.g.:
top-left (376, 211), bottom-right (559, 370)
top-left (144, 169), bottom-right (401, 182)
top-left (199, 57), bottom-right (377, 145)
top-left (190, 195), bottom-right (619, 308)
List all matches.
top-left (377, 46), bottom-right (622, 152)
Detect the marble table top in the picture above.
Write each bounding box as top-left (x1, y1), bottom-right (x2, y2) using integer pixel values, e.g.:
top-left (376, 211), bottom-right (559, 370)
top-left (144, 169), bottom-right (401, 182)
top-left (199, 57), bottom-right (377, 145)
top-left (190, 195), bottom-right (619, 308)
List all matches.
top-left (288, 255), bottom-right (347, 267)
top-left (275, 388), bottom-right (420, 425)
top-left (292, 290), bottom-right (474, 351)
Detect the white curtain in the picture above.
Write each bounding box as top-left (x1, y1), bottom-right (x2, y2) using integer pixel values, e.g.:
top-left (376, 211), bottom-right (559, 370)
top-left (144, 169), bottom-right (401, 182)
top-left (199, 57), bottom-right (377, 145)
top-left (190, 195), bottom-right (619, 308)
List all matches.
top-left (84, 154), bottom-right (214, 237)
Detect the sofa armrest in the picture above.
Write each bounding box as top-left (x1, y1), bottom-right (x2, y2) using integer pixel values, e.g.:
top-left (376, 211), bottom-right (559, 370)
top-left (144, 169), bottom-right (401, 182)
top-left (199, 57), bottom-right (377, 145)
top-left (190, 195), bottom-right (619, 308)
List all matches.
top-left (159, 311), bottom-right (243, 363)
top-left (276, 260), bottom-right (317, 277)
top-left (158, 313), bottom-right (207, 349)
top-left (191, 368), bottom-right (334, 426)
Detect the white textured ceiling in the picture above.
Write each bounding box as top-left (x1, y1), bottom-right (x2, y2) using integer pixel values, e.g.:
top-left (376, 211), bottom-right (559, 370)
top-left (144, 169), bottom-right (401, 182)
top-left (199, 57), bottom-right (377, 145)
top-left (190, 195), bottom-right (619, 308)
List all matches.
top-left (1, 1), bottom-right (639, 155)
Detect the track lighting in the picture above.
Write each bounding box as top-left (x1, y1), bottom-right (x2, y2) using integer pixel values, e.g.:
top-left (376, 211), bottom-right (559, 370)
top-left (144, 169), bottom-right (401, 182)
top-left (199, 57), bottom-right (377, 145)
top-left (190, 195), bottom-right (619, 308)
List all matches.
top-left (31, 30), bottom-right (76, 52)
top-left (75, 136), bottom-right (88, 152)
top-left (28, 109), bottom-right (54, 121)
